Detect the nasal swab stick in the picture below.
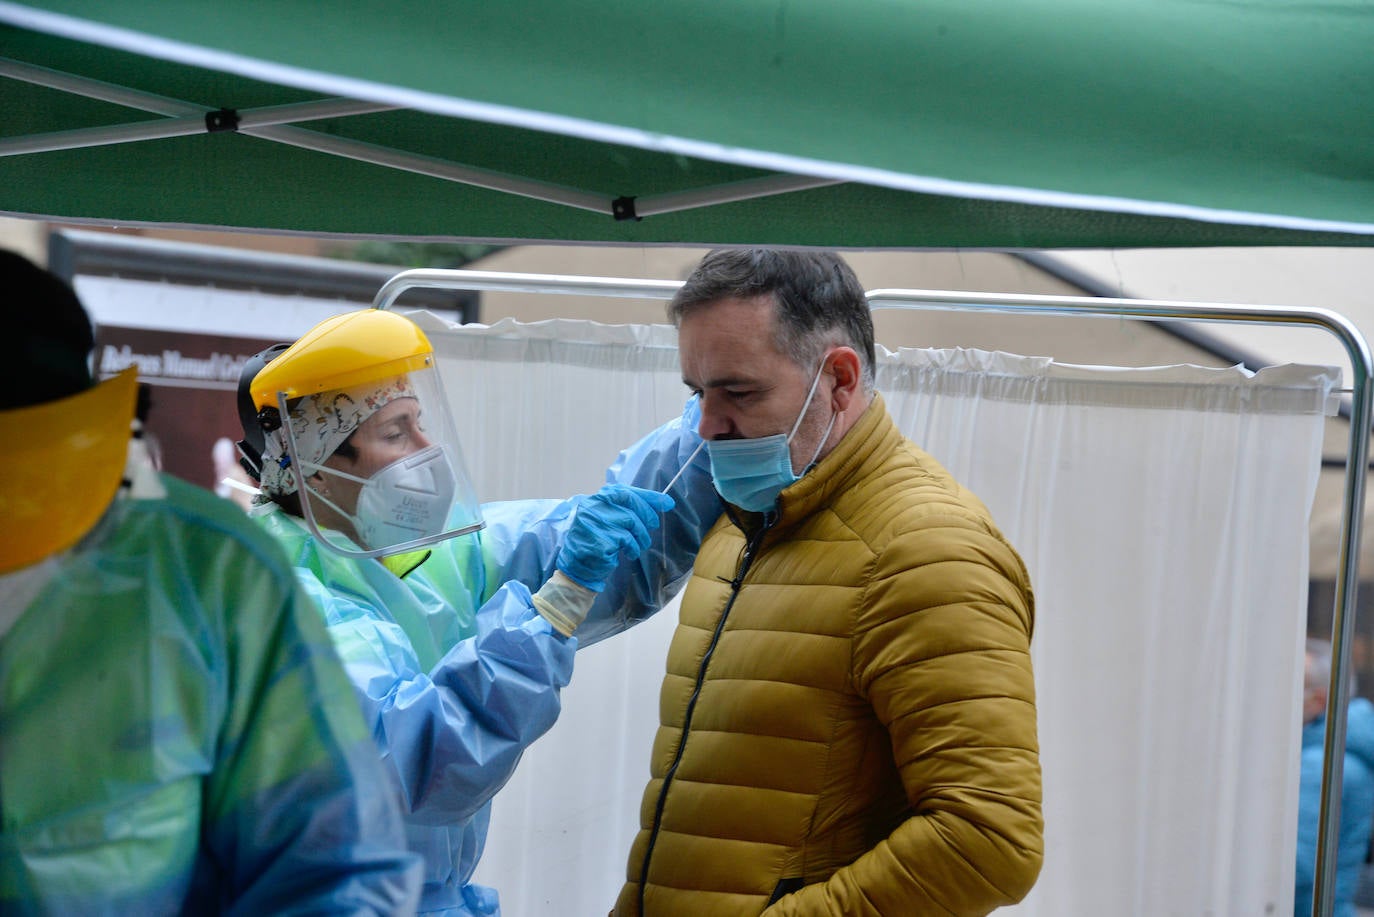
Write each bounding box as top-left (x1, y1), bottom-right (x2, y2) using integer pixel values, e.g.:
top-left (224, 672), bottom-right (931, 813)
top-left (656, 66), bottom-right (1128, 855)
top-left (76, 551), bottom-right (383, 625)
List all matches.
top-left (661, 440), bottom-right (706, 495)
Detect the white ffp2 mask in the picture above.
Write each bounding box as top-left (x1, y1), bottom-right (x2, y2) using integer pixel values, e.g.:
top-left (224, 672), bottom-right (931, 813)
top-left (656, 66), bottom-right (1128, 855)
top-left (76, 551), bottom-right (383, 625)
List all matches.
top-left (306, 444), bottom-right (458, 550)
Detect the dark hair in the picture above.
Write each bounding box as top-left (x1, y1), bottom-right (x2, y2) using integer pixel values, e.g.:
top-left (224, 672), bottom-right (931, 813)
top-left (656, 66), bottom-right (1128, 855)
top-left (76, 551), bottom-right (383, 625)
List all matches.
top-left (668, 250), bottom-right (875, 388)
top-left (1, 249), bottom-right (95, 409)
top-left (332, 433), bottom-right (359, 462)
top-left (236, 344), bottom-right (359, 515)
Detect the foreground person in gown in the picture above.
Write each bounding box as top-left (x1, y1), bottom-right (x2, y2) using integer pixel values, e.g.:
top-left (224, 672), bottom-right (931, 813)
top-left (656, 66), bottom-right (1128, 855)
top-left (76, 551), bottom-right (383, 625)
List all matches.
top-left (0, 250), bottom-right (421, 915)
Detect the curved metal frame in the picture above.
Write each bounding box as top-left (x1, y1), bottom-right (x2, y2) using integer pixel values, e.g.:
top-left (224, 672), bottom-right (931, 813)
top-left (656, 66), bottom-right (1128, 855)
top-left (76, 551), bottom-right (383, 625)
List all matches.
top-left (867, 288), bottom-right (1370, 917)
top-left (375, 269), bottom-right (1372, 917)
top-left (373, 267), bottom-right (684, 307)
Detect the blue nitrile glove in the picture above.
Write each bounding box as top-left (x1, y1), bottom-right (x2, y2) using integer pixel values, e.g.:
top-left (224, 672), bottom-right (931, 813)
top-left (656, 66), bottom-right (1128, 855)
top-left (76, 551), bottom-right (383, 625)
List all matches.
top-left (556, 484), bottom-right (676, 592)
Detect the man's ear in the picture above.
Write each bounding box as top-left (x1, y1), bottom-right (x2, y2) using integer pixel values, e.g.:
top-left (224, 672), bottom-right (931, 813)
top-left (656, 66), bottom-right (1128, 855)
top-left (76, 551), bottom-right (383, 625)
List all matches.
top-left (827, 347), bottom-right (863, 413)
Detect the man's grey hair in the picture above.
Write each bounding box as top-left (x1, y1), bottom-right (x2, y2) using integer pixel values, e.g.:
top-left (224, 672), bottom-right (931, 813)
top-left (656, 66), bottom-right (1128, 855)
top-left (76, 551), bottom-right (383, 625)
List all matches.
top-left (668, 249), bottom-right (877, 390)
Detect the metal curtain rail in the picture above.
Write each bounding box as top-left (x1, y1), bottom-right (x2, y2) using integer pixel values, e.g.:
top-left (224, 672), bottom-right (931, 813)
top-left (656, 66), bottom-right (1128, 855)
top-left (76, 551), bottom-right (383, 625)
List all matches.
top-left (374, 269), bottom-right (1370, 917)
top-left (866, 287), bottom-right (1371, 917)
top-left (373, 268), bottom-right (684, 307)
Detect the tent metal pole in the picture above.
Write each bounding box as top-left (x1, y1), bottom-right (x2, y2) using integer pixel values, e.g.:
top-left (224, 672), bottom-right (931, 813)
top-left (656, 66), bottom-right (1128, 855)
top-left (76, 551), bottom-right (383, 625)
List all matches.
top-left (1, 56), bottom-right (851, 218)
top-left (0, 98), bottom-right (398, 157)
top-left (1, 56), bottom-right (394, 123)
top-left (242, 131), bottom-right (846, 217)
top-left (243, 126), bottom-right (614, 213)
top-left (633, 175), bottom-right (845, 217)
top-left (0, 56), bottom-right (611, 212)
top-left (865, 287), bottom-right (1372, 917)
top-left (0, 116), bottom-right (214, 156)
top-left (0, 56), bottom-right (199, 115)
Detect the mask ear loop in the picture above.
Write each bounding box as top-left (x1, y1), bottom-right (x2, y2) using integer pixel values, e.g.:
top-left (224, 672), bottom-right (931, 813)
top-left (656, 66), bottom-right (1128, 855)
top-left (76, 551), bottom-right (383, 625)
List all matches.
top-left (789, 354), bottom-right (838, 477)
top-left (279, 390), bottom-right (356, 550)
top-left (786, 356), bottom-right (832, 444)
top-left (801, 410), bottom-right (838, 475)
top-left (300, 465), bottom-right (368, 540)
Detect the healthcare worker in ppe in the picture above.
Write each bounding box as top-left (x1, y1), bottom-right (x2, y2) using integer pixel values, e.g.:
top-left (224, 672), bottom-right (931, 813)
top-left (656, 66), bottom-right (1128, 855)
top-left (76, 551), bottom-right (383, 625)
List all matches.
top-left (0, 251), bottom-right (422, 915)
top-left (237, 308), bottom-right (719, 916)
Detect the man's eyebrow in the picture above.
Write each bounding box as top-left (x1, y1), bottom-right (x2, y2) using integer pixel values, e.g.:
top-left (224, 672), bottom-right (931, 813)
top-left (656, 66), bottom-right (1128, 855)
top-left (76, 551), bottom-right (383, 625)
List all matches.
top-left (683, 374), bottom-right (765, 389)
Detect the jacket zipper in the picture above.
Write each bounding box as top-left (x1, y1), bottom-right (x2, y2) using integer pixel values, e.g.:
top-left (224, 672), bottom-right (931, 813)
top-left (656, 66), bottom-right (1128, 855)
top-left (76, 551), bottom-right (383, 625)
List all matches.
top-left (636, 515), bottom-right (772, 914)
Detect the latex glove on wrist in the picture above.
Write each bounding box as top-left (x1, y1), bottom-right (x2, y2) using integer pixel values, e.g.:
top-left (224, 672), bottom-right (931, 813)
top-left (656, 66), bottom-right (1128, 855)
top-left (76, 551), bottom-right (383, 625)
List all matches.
top-left (532, 484), bottom-right (675, 637)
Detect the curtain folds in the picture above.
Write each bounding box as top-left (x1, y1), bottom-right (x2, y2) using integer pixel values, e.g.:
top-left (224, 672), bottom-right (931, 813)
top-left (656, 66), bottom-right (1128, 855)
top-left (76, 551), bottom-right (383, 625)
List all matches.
top-left (879, 347), bottom-right (1335, 916)
top-left (415, 313), bottom-right (1336, 917)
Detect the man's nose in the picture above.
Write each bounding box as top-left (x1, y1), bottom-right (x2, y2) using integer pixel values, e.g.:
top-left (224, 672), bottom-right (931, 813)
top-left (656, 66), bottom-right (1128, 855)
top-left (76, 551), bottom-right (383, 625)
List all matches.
top-left (696, 394), bottom-right (735, 440)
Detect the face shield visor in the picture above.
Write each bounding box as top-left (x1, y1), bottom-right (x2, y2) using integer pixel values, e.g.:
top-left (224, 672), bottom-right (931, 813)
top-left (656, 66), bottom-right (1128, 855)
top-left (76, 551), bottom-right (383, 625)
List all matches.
top-left (0, 368), bottom-right (138, 574)
top-left (281, 364), bottom-right (482, 558)
top-left (251, 311), bottom-right (483, 559)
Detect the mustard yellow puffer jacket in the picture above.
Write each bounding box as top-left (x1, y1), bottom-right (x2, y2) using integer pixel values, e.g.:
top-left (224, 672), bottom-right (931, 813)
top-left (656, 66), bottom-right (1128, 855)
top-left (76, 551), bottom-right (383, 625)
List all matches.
top-left (615, 395), bottom-right (1042, 917)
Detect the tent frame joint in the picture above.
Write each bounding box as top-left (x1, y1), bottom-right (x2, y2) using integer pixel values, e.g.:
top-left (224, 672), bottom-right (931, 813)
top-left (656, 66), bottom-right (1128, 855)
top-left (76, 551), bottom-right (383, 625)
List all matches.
top-left (612, 195), bottom-right (640, 222)
top-left (204, 108), bottom-right (240, 133)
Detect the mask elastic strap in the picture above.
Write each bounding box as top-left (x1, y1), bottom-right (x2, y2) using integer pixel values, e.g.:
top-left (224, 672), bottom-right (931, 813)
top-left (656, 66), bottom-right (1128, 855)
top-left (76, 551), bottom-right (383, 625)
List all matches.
top-left (301, 460), bottom-right (371, 487)
top-left (786, 358), bottom-right (830, 443)
top-left (802, 408), bottom-right (839, 474)
top-left (302, 476), bottom-right (364, 535)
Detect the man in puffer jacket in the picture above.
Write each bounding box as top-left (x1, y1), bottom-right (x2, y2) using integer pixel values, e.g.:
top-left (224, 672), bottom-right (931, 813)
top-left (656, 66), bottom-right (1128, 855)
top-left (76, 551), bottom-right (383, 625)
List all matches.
top-left (614, 249), bottom-right (1043, 917)
top-left (1295, 637), bottom-right (1374, 917)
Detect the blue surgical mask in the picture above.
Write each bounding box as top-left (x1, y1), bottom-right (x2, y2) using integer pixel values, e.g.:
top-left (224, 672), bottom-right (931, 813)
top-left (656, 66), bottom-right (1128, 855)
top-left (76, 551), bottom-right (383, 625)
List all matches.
top-left (707, 361), bottom-right (837, 512)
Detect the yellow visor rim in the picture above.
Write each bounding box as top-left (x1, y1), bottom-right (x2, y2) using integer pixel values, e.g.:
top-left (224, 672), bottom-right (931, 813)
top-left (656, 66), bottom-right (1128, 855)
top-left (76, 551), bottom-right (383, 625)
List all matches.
top-left (0, 369), bottom-right (138, 573)
top-left (249, 310), bottom-right (434, 410)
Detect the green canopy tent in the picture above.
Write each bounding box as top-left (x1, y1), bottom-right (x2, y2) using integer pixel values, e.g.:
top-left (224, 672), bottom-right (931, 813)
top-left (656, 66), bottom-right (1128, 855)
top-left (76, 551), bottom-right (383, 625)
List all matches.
top-left (2, 0), bottom-right (1372, 248)
top-left (4, 4), bottom-right (1373, 915)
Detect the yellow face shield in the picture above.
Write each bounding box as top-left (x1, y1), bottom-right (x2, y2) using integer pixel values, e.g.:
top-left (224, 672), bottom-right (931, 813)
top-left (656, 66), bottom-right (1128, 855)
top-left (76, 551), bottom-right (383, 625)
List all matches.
top-left (0, 368), bottom-right (138, 574)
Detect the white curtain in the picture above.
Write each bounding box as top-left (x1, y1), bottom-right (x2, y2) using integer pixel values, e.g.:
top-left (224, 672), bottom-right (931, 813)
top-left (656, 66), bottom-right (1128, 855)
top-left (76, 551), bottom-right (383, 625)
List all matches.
top-left (880, 348), bottom-right (1333, 916)
top-left (413, 313), bottom-right (1336, 917)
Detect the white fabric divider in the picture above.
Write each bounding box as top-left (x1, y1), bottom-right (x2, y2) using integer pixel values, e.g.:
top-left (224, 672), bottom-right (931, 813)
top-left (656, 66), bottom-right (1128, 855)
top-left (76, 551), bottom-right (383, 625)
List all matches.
top-left (880, 348), bottom-right (1334, 916)
top-left (415, 314), bottom-right (693, 915)
top-left (413, 312), bottom-right (1336, 917)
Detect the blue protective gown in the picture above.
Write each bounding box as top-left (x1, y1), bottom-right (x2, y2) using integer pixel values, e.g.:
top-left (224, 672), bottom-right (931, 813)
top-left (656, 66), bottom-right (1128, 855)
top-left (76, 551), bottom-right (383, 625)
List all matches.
top-left (0, 474), bottom-right (421, 915)
top-left (1295, 697), bottom-right (1374, 917)
top-left (255, 401), bottom-right (719, 916)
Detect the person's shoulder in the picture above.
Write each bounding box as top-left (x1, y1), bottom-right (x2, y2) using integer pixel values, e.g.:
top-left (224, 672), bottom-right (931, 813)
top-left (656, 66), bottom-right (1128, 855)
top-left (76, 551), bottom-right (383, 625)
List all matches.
top-left (858, 406), bottom-right (977, 506)
top-left (128, 474), bottom-right (296, 578)
top-left (840, 433), bottom-right (1030, 589)
top-left (1336, 701), bottom-right (1374, 809)
top-left (146, 473), bottom-right (256, 527)
top-left (853, 437), bottom-right (1001, 536)
top-left (1346, 697), bottom-right (1374, 735)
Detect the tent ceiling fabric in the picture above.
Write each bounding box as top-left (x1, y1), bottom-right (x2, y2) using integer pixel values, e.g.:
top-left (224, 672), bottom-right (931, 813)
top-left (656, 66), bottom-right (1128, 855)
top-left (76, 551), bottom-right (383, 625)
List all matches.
top-left (2, 0), bottom-right (1372, 248)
